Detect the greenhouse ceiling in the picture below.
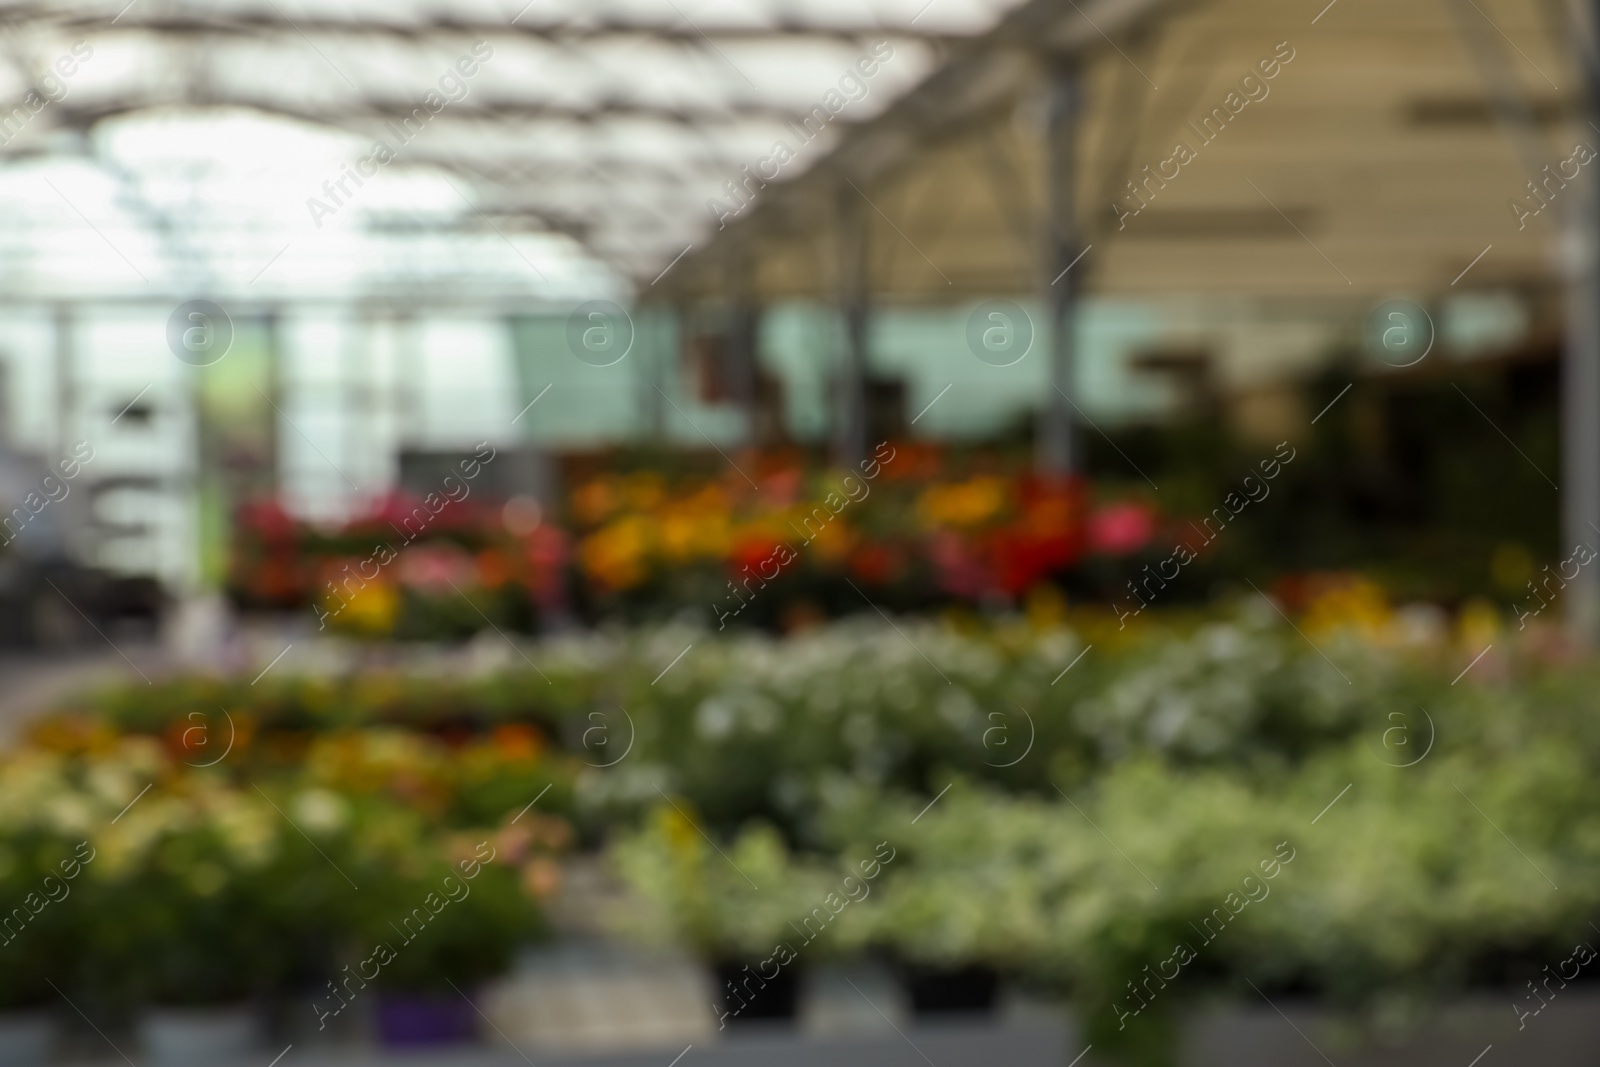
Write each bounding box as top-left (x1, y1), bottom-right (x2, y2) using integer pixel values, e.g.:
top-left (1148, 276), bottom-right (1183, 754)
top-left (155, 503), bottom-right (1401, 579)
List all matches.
top-left (0, 0), bottom-right (1035, 304)
top-left (662, 0), bottom-right (1580, 302)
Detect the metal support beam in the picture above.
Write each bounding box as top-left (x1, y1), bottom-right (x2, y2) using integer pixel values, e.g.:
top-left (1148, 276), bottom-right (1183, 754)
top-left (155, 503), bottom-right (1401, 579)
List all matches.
top-left (650, 305), bottom-right (678, 444)
top-left (1563, 0), bottom-right (1600, 640)
top-left (51, 303), bottom-right (81, 562)
top-left (53, 303), bottom-right (74, 461)
top-left (835, 184), bottom-right (870, 467)
top-left (1038, 56), bottom-right (1085, 475)
top-left (264, 307), bottom-right (286, 497)
top-left (395, 311), bottom-right (423, 449)
top-left (725, 244), bottom-right (762, 445)
top-left (343, 307), bottom-right (370, 507)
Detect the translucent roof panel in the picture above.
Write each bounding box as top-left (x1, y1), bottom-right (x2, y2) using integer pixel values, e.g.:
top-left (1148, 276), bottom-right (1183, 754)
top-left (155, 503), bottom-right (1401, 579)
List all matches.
top-left (0, 0), bottom-right (1031, 302)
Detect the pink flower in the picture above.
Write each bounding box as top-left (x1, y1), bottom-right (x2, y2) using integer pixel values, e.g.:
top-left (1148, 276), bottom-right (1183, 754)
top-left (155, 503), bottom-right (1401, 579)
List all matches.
top-left (1087, 502), bottom-right (1155, 556)
top-left (928, 531), bottom-right (988, 599)
top-left (398, 544), bottom-right (476, 592)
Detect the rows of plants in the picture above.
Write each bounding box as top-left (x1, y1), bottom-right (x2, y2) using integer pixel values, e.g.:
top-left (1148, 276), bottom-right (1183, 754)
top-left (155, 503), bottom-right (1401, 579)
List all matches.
top-left (614, 713), bottom-right (1600, 1059)
top-left (225, 371), bottom-right (1573, 645)
top-left (0, 727), bottom-right (572, 1052)
top-left (62, 596), bottom-right (1444, 831)
top-left (227, 445), bottom-right (1164, 636)
top-left (588, 615), bottom-right (1600, 1060)
top-left (12, 610), bottom-right (1600, 1064)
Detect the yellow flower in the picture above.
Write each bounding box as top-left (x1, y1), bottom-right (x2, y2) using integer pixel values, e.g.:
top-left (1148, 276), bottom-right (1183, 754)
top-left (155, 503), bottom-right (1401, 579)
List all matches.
top-left (326, 581), bottom-right (399, 635)
top-left (215, 795), bottom-right (279, 867)
top-left (578, 515), bottom-right (654, 591)
top-left (623, 472), bottom-right (666, 511)
top-left (1490, 543), bottom-right (1534, 592)
top-left (306, 731), bottom-right (452, 817)
top-left (1457, 597), bottom-right (1501, 649)
top-left (658, 511), bottom-right (702, 562)
top-left (917, 477), bottom-right (1008, 528)
top-left (659, 804), bottom-right (701, 855)
top-left (1302, 576), bottom-right (1392, 641)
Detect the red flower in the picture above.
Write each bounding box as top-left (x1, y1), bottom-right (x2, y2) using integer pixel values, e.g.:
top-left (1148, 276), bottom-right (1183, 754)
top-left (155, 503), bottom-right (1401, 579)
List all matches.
top-left (980, 476), bottom-right (1086, 596)
top-left (731, 536), bottom-right (784, 578)
top-left (849, 543), bottom-right (905, 586)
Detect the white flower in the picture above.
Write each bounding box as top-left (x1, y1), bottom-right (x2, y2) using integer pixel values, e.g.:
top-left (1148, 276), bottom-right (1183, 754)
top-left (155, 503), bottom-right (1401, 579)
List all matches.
top-left (291, 788), bottom-right (349, 834)
top-left (695, 699), bottom-right (735, 739)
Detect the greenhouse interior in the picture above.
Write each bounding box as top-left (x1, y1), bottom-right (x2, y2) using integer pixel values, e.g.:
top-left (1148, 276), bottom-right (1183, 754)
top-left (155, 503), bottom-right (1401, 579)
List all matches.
top-left (1, 0), bottom-right (1598, 1065)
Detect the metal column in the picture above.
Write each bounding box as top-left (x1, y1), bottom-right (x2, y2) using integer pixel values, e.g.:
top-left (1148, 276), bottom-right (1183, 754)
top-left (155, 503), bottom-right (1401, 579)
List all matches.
top-left (395, 311), bottom-right (423, 449)
top-left (1038, 57), bottom-right (1085, 475)
top-left (1565, 1), bottom-right (1600, 640)
top-left (726, 243), bottom-right (762, 445)
top-left (264, 307), bottom-right (287, 497)
top-left (344, 306), bottom-right (371, 506)
top-left (835, 183), bottom-right (870, 467)
top-left (650, 304), bottom-right (678, 443)
top-left (53, 304), bottom-right (75, 459)
top-left (51, 303), bottom-right (82, 563)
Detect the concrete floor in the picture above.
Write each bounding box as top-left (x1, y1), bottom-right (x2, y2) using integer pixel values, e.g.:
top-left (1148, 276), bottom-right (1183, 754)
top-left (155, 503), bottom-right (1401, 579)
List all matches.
top-left (0, 645), bottom-right (161, 743)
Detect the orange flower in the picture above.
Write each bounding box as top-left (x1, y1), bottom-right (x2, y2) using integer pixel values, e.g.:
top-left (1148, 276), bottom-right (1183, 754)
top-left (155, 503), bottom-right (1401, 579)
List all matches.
top-left (490, 724), bottom-right (543, 761)
top-left (476, 548), bottom-right (513, 589)
top-left (571, 477), bottom-right (620, 526)
top-left (803, 515), bottom-right (856, 564)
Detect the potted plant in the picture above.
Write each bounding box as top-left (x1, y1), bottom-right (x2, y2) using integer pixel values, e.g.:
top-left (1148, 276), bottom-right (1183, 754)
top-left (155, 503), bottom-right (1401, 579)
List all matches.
top-left (79, 772), bottom-right (334, 1067)
top-left (0, 832), bottom-right (87, 1066)
top-left (609, 806), bottom-right (846, 1028)
top-left (122, 825), bottom-right (279, 1063)
top-left (345, 818), bottom-right (549, 1048)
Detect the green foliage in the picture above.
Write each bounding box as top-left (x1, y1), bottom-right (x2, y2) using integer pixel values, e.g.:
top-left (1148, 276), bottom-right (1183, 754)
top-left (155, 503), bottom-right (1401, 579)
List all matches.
top-left (348, 850), bottom-right (537, 993)
top-left (21, 613), bottom-right (1600, 1065)
top-left (0, 833), bottom-right (86, 1008)
top-left (0, 743), bottom-right (550, 1012)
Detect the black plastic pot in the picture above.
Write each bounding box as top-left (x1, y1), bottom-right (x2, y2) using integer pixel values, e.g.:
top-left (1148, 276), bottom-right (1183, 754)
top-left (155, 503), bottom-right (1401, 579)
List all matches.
top-left (901, 963), bottom-right (1000, 1016)
top-left (714, 961), bottom-right (800, 1025)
